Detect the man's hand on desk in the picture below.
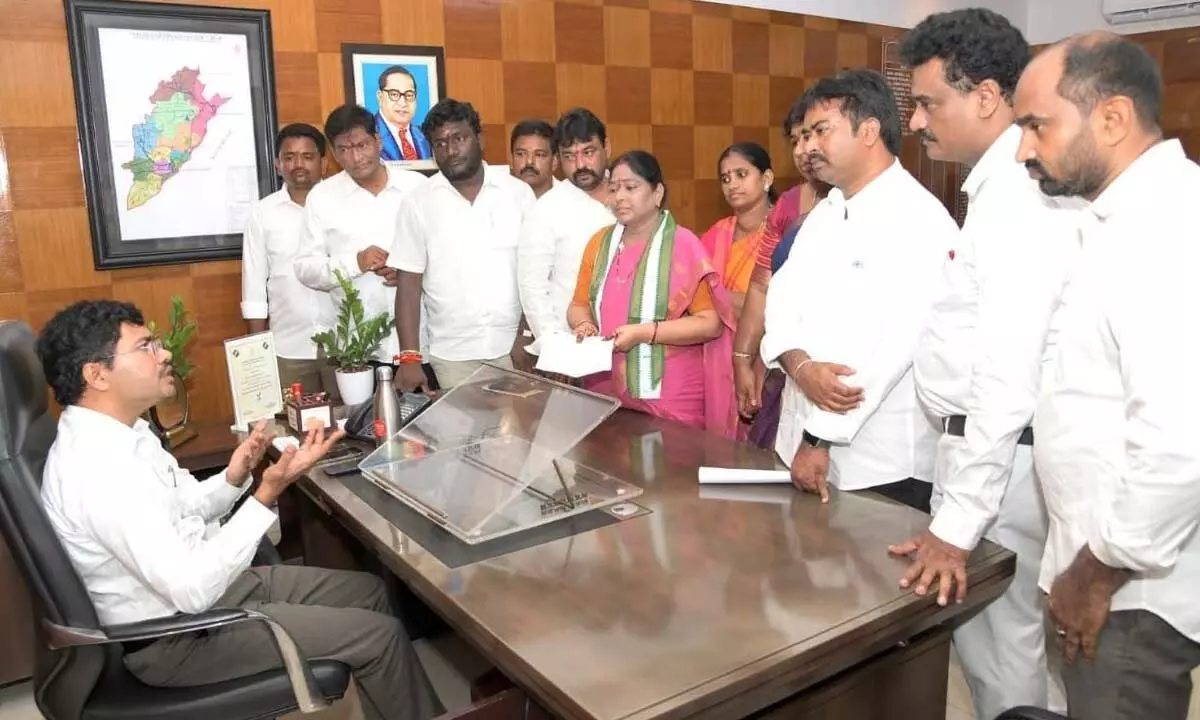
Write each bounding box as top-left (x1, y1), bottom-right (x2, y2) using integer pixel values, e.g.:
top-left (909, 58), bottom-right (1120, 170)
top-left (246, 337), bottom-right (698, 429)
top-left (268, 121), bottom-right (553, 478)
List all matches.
top-left (254, 426), bottom-right (347, 506)
top-left (888, 529), bottom-right (970, 607)
top-left (394, 362), bottom-right (432, 394)
top-left (790, 444), bottom-right (831, 503)
top-left (227, 421), bottom-right (271, 487)
top-left (795, 362), bottom-right (863, 414)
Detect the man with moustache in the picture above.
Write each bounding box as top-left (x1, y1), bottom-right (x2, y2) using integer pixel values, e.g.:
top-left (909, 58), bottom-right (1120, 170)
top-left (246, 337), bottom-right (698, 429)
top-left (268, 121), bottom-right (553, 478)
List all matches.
top-left (884, 10), bottom-right (1078, 719)
top-left (392, 99), bottom-right (536, 390)
top-left (510, 119), bottom-right (558, 198)
top-left (374, 66), bottom-right (432, 162)
top-left (241, 124), bottom-right (340, 398)
top-left (733, 100), bottom-right (832, 447)
top-left (1014, 33), bottom-right (1200, 719)
top-left (517, 107), bottom-right (615, 359)
top-left (761, 69), bottom-right (956, 511)
top-left (294, 104), bottom-right (427, 366)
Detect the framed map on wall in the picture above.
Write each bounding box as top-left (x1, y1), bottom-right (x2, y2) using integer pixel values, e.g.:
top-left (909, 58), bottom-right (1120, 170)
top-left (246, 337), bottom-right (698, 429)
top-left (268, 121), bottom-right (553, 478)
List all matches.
top-left (65, 0), bottom-right (279, 270)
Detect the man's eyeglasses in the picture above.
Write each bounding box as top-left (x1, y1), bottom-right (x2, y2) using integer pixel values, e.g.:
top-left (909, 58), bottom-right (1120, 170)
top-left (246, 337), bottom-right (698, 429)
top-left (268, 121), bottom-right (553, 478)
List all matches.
top-left (381, 89), bottom-right (417, 104)
top-left (106, 337), bottom-right (164, 360)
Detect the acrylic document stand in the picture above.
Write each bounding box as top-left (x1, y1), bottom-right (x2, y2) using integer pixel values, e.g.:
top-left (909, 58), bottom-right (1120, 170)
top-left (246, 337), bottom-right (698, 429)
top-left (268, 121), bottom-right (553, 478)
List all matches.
top-left (358, 364), bottom-right (644, 545)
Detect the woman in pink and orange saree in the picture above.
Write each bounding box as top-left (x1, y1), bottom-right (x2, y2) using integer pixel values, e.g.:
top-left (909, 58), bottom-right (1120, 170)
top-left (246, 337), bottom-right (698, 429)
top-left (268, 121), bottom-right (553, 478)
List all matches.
top-left (698, 142), bottom-right (776, 327)
top-left (566, 150), bottom-right (738, 438)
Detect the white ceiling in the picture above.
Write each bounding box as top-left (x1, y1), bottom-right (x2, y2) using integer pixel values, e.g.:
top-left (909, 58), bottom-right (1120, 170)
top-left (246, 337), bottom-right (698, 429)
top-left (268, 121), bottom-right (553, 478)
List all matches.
top-left (704, 0), bottom-right (1199, 44)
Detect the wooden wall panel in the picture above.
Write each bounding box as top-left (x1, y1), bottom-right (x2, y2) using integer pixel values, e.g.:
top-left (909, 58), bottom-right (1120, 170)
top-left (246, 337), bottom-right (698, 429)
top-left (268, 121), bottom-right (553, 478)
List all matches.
top-left (11, 0), bottom-right (1119, 434)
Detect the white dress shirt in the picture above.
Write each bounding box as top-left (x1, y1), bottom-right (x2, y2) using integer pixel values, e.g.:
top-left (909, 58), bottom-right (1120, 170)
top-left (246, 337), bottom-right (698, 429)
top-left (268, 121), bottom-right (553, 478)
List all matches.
top-left (41, 406), bottom-right (274, 626)
top-left (1034, 140), bottom-right (1200, 642)
top-left (391, 163), bottom-right (536, 362)
top-left (517, 180), bottom-right (615, 354)
top-left (914, 126), bottom-right (1083, 550)
top-left (762, 160), bottom-right (955, 491)
top-left (294, 167), bottom-right (428, 361)
top-left (240, 188), bottom-right (337, 359)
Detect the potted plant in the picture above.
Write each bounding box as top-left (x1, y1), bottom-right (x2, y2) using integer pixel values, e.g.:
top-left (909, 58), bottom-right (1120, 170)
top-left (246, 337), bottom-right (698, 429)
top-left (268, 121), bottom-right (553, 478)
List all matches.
top-left (147, 295), bottom-right (199, 448)
top-left (311, 270), bottom-right (393, 405)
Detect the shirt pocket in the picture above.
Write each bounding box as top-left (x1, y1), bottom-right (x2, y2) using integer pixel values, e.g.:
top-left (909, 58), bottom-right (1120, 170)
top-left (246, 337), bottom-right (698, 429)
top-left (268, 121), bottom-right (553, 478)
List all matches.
top-left (265, 228), bottom-right (302, 278)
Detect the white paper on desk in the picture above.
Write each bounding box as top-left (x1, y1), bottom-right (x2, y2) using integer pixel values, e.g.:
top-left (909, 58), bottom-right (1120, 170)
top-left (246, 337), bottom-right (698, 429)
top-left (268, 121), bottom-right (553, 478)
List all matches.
top-left (534, 334), bottom-right (614, 378)
top-left (699, 485), bottom-right (793, 505)
top-left (698, 466), bottom-right (792, 485)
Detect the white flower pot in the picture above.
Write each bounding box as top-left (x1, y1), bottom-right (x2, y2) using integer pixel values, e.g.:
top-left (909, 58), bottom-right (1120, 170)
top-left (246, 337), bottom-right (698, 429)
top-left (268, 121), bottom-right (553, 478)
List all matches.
top-left (335, 368), bottom-right (375, 406)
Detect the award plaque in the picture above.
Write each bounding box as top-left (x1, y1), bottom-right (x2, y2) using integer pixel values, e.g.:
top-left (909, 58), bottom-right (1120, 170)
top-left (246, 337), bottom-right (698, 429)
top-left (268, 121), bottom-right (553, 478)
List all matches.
top-left (358, 364), bottom-right (642, 544)
top-left (224, 331), bottom-right (284, 430)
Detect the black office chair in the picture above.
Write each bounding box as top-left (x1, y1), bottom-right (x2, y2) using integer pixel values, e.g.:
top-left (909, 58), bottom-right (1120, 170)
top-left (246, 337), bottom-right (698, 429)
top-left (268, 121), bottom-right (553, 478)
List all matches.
top-left (0, 320), bottom-right (350, 720)
top-left (994, 707), bottom-right (1070, 719)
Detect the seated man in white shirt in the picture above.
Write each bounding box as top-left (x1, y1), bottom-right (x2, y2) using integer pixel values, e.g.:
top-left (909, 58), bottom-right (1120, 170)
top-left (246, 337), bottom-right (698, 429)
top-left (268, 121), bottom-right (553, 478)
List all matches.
top-left (294, 104), bottom-right (428, 370)
top-left (392, 99), bottom-right (537, 391)
top-left (517, 107), bottom-right (616, 361)
top-left (37, 300), bottom-right (441, 720)
top-left (241, 123), bottom-right (339, 399)
top-left (510, 119), bottom-right (557, 199)
top-left (1015, 33), bottom-right (1200, 720)
top-left (886, 10), bottom-right (1077, 719)
top-left (761, 69), bottom-right (956, 512)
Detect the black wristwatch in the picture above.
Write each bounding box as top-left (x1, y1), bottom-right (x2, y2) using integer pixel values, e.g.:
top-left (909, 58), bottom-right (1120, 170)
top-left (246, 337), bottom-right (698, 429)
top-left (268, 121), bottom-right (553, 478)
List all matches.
top-left (802, 430), bottom-right (832, 450)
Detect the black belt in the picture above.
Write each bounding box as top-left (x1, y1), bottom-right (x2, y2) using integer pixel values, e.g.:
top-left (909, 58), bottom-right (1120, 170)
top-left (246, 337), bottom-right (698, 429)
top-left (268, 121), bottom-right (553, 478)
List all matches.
top-left (943, 415), bottom-right (1034, 446)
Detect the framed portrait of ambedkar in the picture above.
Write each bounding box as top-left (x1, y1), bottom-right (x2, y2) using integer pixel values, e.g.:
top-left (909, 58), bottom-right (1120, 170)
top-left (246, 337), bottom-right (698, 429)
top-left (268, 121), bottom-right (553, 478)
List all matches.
top-left (65, 0), bottom-right (279, 270)
top-left (341, 43), bottom-right (446, 174)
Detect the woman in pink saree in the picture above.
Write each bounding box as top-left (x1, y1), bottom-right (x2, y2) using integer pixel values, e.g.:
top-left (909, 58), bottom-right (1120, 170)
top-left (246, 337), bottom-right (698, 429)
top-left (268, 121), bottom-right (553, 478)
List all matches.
top-left (566, 150), bottom-right (738, 438)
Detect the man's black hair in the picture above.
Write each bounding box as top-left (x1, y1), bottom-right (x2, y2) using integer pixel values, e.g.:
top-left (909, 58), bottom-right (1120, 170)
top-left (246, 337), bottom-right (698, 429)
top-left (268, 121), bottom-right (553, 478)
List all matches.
top-left (36, 300), bottom-right (145, 408)
top-left (792, 69), bottom-right (903, 156)
top-left (323, 104), bottom-right (376, 144)
top-left (511, 119), bottom-right (555, 152)
top-left (420, 98), bottom-right (483, 140)
top-left (377, 65), bottom-right (416, 92)
top-left (900, 8), bottom-right (1030, 100)
top-left (1057, 34), bottom-right (1163, 131)
top-left (275, 123), bottom-right (326, 156)
top-left (554, 107), bottom-right (607, 149)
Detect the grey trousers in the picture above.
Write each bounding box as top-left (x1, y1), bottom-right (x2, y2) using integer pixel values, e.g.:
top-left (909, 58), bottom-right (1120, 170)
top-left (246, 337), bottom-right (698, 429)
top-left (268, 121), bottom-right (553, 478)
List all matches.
top-left (124, 566), bottom-right (442, 720)
top-left (428, 353), bottom-right (513, 389)
top-left (1062, 609), bottom-right (1200, 720)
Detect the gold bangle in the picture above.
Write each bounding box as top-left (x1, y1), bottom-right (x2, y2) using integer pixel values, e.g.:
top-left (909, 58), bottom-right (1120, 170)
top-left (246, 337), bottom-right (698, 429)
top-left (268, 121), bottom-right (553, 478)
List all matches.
top-left (732, 351), bottom-right (754, 360)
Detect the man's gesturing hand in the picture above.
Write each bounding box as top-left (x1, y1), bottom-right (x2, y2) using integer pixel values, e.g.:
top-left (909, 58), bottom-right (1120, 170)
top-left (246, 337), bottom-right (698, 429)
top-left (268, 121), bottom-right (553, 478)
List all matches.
top-left (254, 427), bottom-right (347, 506)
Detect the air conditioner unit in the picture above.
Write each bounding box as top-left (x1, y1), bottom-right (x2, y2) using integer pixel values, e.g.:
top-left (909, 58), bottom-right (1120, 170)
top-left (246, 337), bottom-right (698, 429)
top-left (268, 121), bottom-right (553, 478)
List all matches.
top-left (1102, 0), bottom-right (1200, 25)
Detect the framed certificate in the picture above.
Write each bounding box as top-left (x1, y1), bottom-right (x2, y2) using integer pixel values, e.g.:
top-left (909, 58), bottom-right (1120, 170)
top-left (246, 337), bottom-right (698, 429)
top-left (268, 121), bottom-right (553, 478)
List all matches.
top-left (224, 331), bottom-right (283, 430)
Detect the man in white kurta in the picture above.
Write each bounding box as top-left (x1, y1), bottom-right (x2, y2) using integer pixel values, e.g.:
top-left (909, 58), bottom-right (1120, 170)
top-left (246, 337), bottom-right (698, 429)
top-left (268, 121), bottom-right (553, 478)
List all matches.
top-left (293, 105), bottom-right (426, 363)
top-left (517, 108), bottom-right (615, 356)
top-left (1016, 34), bottom-right (1200, 719)
top-left (890, 10), bottom-right (1079, 719)
top-left (761, 70), bottom-right (955, 511)
top-left (241, 124), bottom-right (338, 397)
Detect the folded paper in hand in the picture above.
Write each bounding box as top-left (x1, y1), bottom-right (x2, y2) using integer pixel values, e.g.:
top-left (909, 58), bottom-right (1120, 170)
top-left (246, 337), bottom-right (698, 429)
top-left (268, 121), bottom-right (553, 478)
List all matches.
top-left (535, 334), bottom-right (614, 378)
top-left (697, 466), bottom-right (792, 485)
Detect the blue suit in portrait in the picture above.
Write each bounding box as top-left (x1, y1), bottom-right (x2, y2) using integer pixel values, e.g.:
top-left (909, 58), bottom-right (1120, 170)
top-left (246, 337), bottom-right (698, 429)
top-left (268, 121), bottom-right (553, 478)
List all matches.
top-left (374, 112), bottom-right (432, 161)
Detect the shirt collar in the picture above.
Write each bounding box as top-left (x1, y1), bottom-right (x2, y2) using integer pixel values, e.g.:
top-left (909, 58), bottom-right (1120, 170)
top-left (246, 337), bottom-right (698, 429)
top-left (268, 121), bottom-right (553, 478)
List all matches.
top-left (61, 405), bottom-right (154, 451)
top-left (268, 187), bottom-right (304, 209)
top-left (836, 159), bottom-right (904, 216)
top-left (962, 124), bottom-right (1022, 199)
top-left (1089, 139), bottom-right (1184, 222)
top-left (337, 165), bottom-right (410, 197)
top-left (429, 162), bottom-right (503, 196)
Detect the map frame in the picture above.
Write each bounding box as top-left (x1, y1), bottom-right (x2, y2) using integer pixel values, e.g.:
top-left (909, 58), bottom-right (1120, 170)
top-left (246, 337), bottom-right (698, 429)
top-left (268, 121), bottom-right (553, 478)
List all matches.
top-left (66, 0), bottom-right (279, 270)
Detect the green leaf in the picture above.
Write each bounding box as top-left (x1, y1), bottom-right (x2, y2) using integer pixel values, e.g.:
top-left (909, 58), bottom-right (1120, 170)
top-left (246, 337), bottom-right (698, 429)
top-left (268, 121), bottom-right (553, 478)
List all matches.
top-left (309, 269), bottom-right (392, 370)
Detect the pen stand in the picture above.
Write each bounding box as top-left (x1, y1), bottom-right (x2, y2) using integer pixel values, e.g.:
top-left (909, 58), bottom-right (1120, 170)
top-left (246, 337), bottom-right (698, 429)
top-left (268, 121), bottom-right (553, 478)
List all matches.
top-left (285, 392), bottom-right (334, 435)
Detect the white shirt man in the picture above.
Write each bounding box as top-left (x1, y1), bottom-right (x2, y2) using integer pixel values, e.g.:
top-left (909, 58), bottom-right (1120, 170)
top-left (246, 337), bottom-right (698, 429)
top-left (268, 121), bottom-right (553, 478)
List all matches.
top-left (391, 163), bottom-right (536, 386)
top-left (913, 125), bottom-right (1080, 716)
top-left (42, 406), bottom-right (272, 624)
top-left (762, 161), bottom-right (955, 502)
top-left (241, 189), bottom-right (337, 377)
top-left (517, 179), bottom-right (615, 354)
top-left (294, 166), bottom-right (427, 361)
top-left (1036, 139), bottom-right (1200, 657)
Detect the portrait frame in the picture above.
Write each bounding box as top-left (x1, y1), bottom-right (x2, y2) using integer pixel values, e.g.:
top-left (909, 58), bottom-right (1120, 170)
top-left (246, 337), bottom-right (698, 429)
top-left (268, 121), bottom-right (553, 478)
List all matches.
top-left (65, 0), bottom-right (279, 271)
top-left (341, 43), bottom-right (446, 175)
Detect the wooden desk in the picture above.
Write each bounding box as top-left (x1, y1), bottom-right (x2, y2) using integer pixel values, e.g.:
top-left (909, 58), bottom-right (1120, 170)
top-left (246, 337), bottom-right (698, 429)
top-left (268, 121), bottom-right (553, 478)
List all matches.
top-left (293, 411), bottom-right (1014, 720)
